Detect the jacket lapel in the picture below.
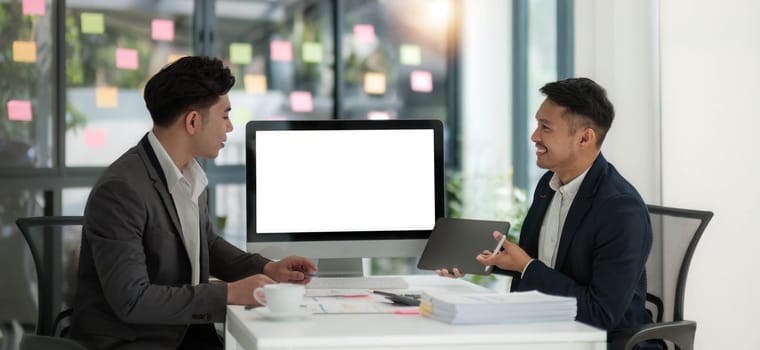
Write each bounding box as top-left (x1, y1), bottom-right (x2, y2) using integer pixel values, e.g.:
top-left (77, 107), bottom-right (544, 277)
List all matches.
top-left (521, 172), bottom-right (555, 257)
top-left (553, 153), bottom-right (607, 269)
top-left (137, 135), bottom-right (183, 236)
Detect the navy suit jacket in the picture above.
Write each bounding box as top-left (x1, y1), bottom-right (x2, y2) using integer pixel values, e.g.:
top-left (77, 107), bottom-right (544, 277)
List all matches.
top-left (496, 153), bottom-right (653, 333)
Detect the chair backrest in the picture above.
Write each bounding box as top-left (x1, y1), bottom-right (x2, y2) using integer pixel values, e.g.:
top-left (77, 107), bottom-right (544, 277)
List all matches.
top-left (15, 216), bottom-right (84, 337)
top-left (645, 205), bottom-right (712, 323)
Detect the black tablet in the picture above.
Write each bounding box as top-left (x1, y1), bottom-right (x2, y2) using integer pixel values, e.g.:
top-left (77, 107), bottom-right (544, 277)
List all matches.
top-left (417, 218), bottom-right (511, 275)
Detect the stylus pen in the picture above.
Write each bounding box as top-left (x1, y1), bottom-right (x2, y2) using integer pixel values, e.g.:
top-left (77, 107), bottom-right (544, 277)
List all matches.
top-left (484, 234), bottom-right (507, 272)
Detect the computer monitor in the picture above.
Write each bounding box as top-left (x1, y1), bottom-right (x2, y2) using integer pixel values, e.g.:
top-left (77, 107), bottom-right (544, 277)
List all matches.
top-left (246, 119), bottom-right (444, 276)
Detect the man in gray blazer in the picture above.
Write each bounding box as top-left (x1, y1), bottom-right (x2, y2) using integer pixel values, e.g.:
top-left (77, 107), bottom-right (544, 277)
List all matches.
top-left (69, 56), bottom-right (318, 349)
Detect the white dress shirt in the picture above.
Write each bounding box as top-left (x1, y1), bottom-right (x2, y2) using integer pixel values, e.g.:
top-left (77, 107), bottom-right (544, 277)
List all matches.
top-left (148, 131), bottom-right (207, 285)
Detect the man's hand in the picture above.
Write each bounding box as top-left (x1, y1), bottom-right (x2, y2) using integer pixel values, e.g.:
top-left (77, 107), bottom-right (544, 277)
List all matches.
top-left (263, 256), bottom-right (318, 284)
top-left (476, 231), bottom-right (531, 272)
top-left (227, 274), bottom-right (275, 306)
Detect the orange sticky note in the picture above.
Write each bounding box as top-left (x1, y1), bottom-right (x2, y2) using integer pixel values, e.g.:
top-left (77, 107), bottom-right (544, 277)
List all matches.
top-left (290, 91), bottom-right (313, 113)
top-left (410, 70), bottom-right (433, 93)
top-left (22, 0), bottom-right (46, 16)
top-left (96, 87), bottom-right (118, 108)
top-left (353, 24), bottom-right (376, 43)
top-left (167, 54), bottom-right (185, 64)
top-left (115, 48), bottom-right (138, 70)
top-left (151, 19), bottom-right (175, 41)
top-left (7, 100), bottom-right (33, 121)
top-left (363, 72), bottom-right (386, 95)
top-left (84, 128), bottom-right (106, 147)
top-left (244, 74), bottom-right (267, 94)
top-left (270, 40), bottom-right (292, 62)
top-left (12, 41), bottom-right (37, 63)
top-left (367, 111), bottom-right (391, 120)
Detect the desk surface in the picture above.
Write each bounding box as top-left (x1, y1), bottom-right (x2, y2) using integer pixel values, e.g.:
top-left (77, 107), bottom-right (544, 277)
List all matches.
top-left (225, 276), bottom-right (606, 350)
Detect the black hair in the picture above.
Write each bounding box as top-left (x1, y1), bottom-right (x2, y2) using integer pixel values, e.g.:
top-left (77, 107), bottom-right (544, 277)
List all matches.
top-left (539, 77), bottom-right (614, 147)
top-left (143, 56), bottom-right (235, 127)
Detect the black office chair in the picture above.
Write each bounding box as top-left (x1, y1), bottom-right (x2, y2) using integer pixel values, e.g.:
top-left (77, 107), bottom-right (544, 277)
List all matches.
top-left (610, 205), bottom-right (713, 350)
top-left (15, 216), bottom-right (87, 350)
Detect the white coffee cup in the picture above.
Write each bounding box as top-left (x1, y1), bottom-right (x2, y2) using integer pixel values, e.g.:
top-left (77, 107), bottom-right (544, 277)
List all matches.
top-left (253, 284), bottom-right (305, 314)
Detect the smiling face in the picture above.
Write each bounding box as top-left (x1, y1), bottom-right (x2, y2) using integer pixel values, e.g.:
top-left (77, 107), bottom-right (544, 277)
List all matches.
top-left (531, 98), bottom-right (597, 182)
top-left (192, 94), bottom-right (233, 159)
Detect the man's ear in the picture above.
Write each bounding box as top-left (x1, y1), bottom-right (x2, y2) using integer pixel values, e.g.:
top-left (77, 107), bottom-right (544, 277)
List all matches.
top-left (184, 110), bottom-right (201, 135)
top-left (578, 127), bottom-right (597, 149)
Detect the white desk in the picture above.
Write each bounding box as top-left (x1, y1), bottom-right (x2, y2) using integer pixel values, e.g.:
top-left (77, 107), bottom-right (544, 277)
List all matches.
top-left (225, 276), bottom-right (606, 350)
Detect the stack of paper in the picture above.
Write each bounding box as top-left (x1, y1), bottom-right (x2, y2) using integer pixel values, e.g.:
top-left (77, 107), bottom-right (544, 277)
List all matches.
top-left (419, 290), bottom-right (576, 325)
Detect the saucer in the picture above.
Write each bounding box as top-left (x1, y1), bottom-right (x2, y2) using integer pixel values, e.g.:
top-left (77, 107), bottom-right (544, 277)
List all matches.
top-left (255, 307), bottom-right (311, 321)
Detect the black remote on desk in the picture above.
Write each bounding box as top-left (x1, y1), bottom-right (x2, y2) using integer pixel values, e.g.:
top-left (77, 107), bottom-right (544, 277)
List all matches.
top-left (372, 290), bottom-right (421, 306)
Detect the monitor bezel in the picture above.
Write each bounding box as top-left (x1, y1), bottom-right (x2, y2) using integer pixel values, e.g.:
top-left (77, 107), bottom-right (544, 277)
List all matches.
top-left (245, 119), bottom-right (445, 244)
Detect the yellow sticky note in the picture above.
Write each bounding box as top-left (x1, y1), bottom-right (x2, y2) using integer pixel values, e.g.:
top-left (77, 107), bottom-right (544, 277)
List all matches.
top-left (363, 72), bottom-right (386, 95)
top-left (96, 87), bottom-right (118, 108)
top-left (229, 43), bottom-right (252, 65)
top-left (400, 44), bottom-right (422, 66)
top-left (12, 41), bottom-right (37, 63)
top-left (81, 12), bottom-right (105, 34)
top-left (244, 74), bottom-right (267, 94)
top-left (302, 42), bottom-right (322, 63)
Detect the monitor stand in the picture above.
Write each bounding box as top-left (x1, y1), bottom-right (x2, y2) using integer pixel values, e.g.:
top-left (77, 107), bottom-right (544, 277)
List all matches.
top-left (314, 258), bottom-right (364, 277)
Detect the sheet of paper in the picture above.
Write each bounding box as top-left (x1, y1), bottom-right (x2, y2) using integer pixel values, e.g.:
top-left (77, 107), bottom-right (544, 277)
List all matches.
top-left (303, 295), bottom-right (396, 314)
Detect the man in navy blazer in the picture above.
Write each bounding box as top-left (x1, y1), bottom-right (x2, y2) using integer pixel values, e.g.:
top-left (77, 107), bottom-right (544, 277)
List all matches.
top-left (438, 78), bottom-right (659, 349)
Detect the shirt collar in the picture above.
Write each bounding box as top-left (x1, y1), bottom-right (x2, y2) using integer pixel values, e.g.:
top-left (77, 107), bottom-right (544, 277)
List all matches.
top-left (549, 166), bottom-right (590, 196)
top-left (147, 130), bottom-right (208, 200)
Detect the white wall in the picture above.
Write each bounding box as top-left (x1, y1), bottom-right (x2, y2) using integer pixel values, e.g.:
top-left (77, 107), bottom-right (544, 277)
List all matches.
top-left (576, 0), bottom-right (760, 348)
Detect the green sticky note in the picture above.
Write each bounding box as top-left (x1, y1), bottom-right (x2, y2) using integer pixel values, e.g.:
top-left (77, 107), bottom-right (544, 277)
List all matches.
top-left (302, 42), bottom-right (322, 63)
top-left (229, 43), bottom-right (252, 65)
top-left (400, 44), bottom-right (421, 66)
top-left (81, 12), bottom-right (105, 34)
top-left (233, 108), bottom-right (252, 125)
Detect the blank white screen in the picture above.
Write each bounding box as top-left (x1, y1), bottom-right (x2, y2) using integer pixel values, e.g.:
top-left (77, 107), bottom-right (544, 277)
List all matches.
top-left (255, 129), bottom-right (435, 234)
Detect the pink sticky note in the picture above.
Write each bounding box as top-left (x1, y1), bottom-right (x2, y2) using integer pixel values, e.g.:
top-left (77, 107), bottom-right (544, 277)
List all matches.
top-left (410, 70), bottom-right (433, 93)
top-left (353, 24), bottom-right (376, 43)
top-left (151, 19), bottom-right (175, 41)
top-left (270, 40), bottom-right (293, 62)
top-left (115, 48), bottom-right (138, 70)
top-left (84, 128), bottom-right (106, 148)
top-left (367, 111), bottom-right (391, 120)
top-left (289, 91), bottom-right (313, 113)
top-left (266, 115), bottom-right (288, 121)
top-left (22, 0), bottom-right (45, 16)
top-left (7, 100), bottom-right (33, 121)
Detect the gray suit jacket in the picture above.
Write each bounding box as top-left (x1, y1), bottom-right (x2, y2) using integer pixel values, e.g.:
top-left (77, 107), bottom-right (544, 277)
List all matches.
top-left (70, 135), bottom-right (270, 349)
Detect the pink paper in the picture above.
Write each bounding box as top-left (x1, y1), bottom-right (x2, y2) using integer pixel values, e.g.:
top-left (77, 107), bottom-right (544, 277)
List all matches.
top-left (353, 24), bottom-right (376, 43)
top-left (410, 70), bottom-right (433, 93)
top-left (84, 128), bottom-right (106, 148)
top-left (7, 100), bottom-right (33, 121)
top-left (22, 0), bottom-right (45, 16)
top-left (151, 19), bottom-right (175, 41)
top-left (270, 40), bottom-right (293, 62)
top-left (115, 48), bottom-right (138, 70)
top-left (367, 111), bottom-right (391, 120)
top-left (289, 91), bottom-right (313, 113)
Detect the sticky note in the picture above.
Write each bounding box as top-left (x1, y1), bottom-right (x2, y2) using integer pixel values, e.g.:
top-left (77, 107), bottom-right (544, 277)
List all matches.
top-left (353, 24), bottom-right (376, 43)
top-left (81, 12), bottom-right (105, 34)
top-left (7, 100), bottom-right (33, 121)
top-left (84, 128), bottom-right (106, 148)
top-left (167, 54), bottom-right (185, 64)
top-left (12, 41), bottom-right (37, 63)
top-left (270, 40), bottom-right (292, 62)
top-left (229, 43), bottom-right (252, 64)
top-left (266, 115), bottom-right (288, 121)
top-left (363, 72), bottom-right (386, 95)
top-left (233, 108), bottom-right (252, 125)
top-left (410, 70), bottom-right (433, 93)
top-left (22, 0), bottom-right (46, 16)
top-left (290, 91), bottom-right (313, 113)
top-left (151, 19), bottom-right (175, 41)
top-left (302, 42), bottom-right (322, 63)
top-left (400, 44), bottom-right (422, 66)
top-left (96, 87), bottom-right (118, 108)
top-left (367, 111), bottom-right (391, 120)
top-left (115, 48), bottom-right (138, 70)
top-left (244, 74), bottom-right (267, 94)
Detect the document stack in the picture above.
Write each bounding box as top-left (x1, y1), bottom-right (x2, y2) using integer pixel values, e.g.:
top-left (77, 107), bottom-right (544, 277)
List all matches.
top-left (419, 290), bottom-right (576, 325)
